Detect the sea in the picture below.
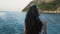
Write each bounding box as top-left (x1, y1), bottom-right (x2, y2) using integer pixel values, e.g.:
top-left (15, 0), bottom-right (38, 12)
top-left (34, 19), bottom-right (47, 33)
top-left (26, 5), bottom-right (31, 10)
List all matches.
top-left (0, 11), bottom-right (60, 34)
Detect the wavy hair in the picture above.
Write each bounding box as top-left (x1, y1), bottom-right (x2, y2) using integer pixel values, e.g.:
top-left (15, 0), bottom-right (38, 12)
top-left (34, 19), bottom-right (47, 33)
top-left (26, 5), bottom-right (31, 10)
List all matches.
top-left (25, 5), bottom-right (43, 34)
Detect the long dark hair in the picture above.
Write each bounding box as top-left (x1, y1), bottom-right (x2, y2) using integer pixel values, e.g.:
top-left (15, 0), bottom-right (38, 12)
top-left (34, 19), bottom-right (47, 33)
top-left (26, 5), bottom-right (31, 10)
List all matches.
top-left (25, 5), bottom-right (43, 34)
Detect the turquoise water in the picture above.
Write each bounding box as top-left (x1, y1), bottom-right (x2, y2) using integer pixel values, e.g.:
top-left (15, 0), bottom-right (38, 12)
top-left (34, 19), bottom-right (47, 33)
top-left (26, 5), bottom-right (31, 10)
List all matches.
top-left (0, 11), bottom-right (60, 34)
top-left (40, 14), bottom-right (60, 34)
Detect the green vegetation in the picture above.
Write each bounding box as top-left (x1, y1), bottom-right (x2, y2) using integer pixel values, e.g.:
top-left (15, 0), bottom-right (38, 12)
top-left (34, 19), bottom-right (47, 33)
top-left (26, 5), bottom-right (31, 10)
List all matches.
top-left (22, 7), bottom-right (29, 12)
top-left (22, 0), bottom-right (60, 11)
top-left (38, 0), bottom-right (60, 11)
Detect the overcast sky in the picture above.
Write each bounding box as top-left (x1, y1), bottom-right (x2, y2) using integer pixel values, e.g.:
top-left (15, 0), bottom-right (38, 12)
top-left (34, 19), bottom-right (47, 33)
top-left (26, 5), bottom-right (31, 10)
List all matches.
top-left (0, 0), bottom-right (33, 12)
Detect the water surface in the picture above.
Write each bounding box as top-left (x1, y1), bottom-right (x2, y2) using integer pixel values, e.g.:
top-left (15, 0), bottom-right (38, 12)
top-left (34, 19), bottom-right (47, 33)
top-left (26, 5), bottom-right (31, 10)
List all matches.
top-left (0, 11), bottom-right (60, 34)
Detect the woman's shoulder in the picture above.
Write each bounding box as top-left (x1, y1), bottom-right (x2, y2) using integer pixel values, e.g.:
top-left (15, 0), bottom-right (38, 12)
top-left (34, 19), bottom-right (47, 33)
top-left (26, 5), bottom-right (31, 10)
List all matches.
top-left (40, 19), bottom-right (46, 34)
top-left (40, 18), bottom-right (46, 25)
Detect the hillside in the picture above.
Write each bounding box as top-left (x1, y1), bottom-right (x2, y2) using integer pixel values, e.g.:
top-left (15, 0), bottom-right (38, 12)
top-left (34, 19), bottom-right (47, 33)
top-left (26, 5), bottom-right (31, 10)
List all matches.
top-left (22, 0), bottom-right (60, 13)
top-left (22, 1), bottom-right (34, 12)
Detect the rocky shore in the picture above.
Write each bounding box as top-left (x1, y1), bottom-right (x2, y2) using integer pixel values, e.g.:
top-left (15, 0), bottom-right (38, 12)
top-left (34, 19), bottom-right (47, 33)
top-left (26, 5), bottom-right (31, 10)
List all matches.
top-left (41, 11), bottom-right (60, 13)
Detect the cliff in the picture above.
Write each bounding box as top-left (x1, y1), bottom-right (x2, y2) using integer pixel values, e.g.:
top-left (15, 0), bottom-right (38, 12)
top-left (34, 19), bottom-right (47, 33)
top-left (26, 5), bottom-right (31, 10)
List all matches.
top-left (22, 0), bottom-right (60, 13)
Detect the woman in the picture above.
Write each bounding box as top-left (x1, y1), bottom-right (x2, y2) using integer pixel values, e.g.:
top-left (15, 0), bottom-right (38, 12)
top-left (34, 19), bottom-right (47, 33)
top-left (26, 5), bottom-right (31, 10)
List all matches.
top-left (24, 5), bottom-right (46, 34)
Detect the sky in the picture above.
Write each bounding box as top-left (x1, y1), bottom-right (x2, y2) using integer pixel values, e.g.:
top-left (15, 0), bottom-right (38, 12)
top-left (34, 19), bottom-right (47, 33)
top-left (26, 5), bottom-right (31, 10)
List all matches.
top-left (0, 0), bottom-right (33, 12)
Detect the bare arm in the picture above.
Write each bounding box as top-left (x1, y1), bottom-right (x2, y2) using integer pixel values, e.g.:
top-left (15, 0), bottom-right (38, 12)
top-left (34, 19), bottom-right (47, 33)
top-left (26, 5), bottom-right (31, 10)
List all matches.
top-left (24, 23), bottom-right (26, 34)
top-left (42, 19), bottom-right (46, 34)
